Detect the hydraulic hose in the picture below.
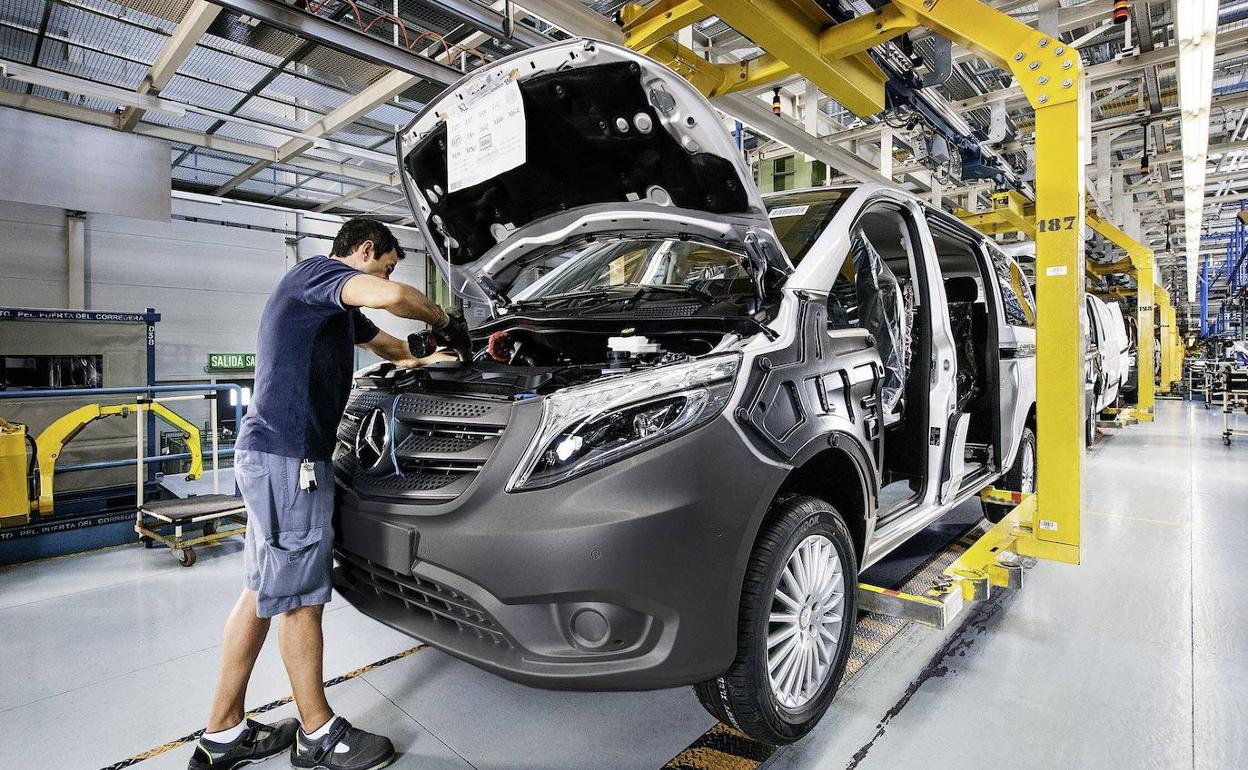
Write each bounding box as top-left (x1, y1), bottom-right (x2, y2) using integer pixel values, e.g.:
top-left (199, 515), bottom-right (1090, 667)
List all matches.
top-left (25, 431), bottom-right (39, 504)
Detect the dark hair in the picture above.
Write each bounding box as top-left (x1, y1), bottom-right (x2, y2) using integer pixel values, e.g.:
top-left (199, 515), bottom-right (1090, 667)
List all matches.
top-left (331, 218), bottom-right (403, 261)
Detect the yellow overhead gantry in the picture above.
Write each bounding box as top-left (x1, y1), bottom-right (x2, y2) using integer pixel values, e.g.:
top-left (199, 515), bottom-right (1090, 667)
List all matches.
top-left (956, 194), bottom-right (1165, 419)
top-left (1086, 213), bottom-right (1157, 420)
top-left (622, 0), bottom-right (1087, 612)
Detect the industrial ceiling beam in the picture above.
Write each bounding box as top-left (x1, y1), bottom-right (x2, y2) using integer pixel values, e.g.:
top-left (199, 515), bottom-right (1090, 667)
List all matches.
top-left (953, 26), bottom-right (1248, 112)
top-left (314, 182), bottom-right (386, 213)
top-left (405, 0), bottom-right (548, 48)
top-left (715, 92), bottom-right (893, 185)
top-left (0, 89), bottom-right (402, 190)
top-left (213, 69), bottom-right (419, 195)
top-left (636, 0), bottom-right (893, 116)
top-left (1, 55), bottom-right (396, 165)
top-left (120, 0), bottom-right (220, 131)
top-left (204, 0), bottom-right (463, 86)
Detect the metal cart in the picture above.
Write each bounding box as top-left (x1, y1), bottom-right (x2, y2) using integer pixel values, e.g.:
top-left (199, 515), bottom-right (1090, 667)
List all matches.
top-left (1216, 365), bottom-right (1248, 445)
top-left (137, 494), bottom-right (246, 567)
top-left (131, 391), bottom-right (247, 565)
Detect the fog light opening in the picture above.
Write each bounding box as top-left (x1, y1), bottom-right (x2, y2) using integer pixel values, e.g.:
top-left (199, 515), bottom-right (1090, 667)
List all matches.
top-left (570, 608), bottom-right (611, 649)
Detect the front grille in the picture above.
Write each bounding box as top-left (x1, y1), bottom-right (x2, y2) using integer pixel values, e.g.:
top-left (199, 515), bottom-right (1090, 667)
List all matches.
top-left (335, 390), bottom-right (510, 502)
top-left (337, 549), bottom-right (513, 649)
top-left (635, 302), bottom-right (700, 318)
top-left (396, 432), bottom-right (489, 455)
top-left (395, 394), bottom-right (494, 420)
top-left (346, 390), bottom-right (389, 412)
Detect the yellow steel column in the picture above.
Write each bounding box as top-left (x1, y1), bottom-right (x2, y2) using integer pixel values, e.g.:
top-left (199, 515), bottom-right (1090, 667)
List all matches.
top-left (1158, 290), bottom-right (1175, 393)
top-left (892, 0), bottom-right (1086, 564)
top-left (1133, 247), bottom-right (1156, 419)
top-left (1024, 93), bottom-right (1085, 563)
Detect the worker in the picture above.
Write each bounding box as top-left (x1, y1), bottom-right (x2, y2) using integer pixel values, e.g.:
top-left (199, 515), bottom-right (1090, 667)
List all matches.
top-left (189, 219), bottom-right (465, 770)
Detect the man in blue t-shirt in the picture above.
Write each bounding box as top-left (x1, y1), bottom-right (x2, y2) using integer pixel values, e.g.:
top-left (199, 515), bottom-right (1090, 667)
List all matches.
top-left (190, 219), bottom-right (457, 770)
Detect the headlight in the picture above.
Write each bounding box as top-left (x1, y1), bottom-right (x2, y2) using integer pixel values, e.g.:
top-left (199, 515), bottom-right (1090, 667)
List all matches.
top-left (508, 355), bottom-right (740, 490)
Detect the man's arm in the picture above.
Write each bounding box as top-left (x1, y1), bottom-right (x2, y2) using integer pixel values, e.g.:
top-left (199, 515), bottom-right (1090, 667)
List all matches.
top-left (361, 329), bottom-right (457, 368)
top-left (341, 274), bottom-right (448, 327)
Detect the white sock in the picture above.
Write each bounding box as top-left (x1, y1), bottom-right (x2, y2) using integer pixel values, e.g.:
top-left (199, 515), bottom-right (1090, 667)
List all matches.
top-left (203, 720), bottom-right (246, 744)
top-left (304, 715), bottom-right (339, 739)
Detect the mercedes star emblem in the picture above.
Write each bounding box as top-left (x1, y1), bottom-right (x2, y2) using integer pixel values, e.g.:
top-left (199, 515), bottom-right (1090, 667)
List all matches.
top-left (354, 407), bottom-right (390, 470)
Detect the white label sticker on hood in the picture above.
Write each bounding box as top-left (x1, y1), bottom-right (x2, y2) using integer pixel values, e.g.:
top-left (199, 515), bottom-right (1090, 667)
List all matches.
top-left (768, 205), bottom-right (809, 218)
top-left (446, 79), bottom-right (527, 193)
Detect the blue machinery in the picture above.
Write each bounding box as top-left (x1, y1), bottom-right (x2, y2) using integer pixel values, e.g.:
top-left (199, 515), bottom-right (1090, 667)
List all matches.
top-left (1200, 203), bottom-right (1247, 338)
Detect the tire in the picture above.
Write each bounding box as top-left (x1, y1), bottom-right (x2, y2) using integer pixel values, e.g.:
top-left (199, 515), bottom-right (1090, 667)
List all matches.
top-left (693, 495), bottom-right (857, 745)
top-left (176, 547), bottom-right (196, 567)
top-left (1085, 411), bottom-right (1096, 448)
top-left (983, 426), bottom-right (1036, 524)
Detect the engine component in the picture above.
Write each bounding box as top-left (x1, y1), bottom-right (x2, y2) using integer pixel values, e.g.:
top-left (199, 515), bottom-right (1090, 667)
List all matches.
top-left (608, 336), bottom-right (661, 356)
top-left (488, 331), bottom-right (518, 363)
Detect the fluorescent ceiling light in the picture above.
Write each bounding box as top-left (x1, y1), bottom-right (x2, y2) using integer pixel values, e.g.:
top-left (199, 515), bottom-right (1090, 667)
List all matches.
top-left (1175, 0), bottom-right (1218, 302)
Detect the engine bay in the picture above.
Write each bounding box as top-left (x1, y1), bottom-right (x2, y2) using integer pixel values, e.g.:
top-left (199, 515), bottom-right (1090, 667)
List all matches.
top-left (357, 319), bottom-right (749, 398)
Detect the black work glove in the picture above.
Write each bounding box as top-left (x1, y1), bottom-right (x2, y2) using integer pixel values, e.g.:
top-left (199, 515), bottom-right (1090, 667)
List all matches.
top-left (433, 309), bottom-right (472, 359)
top-left (408, 309), bottom-right (472, 361)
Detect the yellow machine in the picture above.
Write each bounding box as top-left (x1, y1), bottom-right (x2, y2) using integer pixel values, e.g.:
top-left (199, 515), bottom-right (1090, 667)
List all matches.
top-left (0, 418), bottom-right (34, 527)
top-left (0, 401), bottom-right (203, 525)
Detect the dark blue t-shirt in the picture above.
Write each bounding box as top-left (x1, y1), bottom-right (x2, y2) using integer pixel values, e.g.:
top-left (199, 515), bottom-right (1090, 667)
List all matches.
top-left (237, 257), bottom-right (379, 460)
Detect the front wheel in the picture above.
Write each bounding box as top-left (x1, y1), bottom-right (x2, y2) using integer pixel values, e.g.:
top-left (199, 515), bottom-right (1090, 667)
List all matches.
top-left (693, 495), bottom-right (857, 745)
top-left (983, 426), bottom-right (1036, 524)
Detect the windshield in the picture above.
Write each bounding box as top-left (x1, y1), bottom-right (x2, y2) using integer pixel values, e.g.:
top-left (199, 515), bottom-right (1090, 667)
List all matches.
top-left (765, 189), bottom-right (854, 265)
top-left (508, 238), bottom-right (750, 302)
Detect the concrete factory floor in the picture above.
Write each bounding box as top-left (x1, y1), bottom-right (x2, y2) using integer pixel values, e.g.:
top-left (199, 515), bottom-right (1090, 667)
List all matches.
top-left (0, 400), bottom-right (1244, 770)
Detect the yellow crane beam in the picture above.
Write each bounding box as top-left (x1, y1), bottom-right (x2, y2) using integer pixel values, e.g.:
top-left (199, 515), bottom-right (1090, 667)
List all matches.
top-left (620, 0), bottom-right (894, 113)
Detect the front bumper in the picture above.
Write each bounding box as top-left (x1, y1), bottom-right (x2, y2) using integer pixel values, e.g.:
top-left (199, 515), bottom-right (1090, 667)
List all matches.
top-left (332, 395), bottom-right (781, 691)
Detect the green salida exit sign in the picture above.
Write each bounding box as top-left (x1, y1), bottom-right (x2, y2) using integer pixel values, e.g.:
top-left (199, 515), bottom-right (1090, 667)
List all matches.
top-left (206, 352), bottom-right (256, 371)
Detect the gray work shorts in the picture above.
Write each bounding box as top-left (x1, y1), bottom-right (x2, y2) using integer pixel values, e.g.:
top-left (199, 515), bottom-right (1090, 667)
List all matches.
top-left (236, 449), bottom-right (334, 618)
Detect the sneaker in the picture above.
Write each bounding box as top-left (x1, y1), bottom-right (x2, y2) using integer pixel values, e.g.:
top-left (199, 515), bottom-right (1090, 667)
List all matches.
top-left (290, 716), bottom-right (396, 770)
top-left (188, 718), bottom-right (299, 769)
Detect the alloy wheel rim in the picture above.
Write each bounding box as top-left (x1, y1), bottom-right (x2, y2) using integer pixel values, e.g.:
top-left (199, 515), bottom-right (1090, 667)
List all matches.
top-left (767, 534), bottom-right (845, 709)
top-left (1021, 441), bottom-right (1035, 492)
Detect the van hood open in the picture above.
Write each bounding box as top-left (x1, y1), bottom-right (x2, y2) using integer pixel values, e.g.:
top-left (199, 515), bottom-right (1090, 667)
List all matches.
top-left (396, 38), bottom-right (787, 306)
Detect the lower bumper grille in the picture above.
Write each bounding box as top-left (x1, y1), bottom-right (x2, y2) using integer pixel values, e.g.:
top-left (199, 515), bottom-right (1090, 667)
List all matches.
top-left (336, 549), bottom-right (513, 649)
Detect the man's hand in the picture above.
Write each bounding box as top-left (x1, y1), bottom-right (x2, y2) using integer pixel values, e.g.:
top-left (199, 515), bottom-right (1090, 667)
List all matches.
top-left (362, 330), bottom-right (460, 368)
top-left (391, 350), bottom-right (461, 369)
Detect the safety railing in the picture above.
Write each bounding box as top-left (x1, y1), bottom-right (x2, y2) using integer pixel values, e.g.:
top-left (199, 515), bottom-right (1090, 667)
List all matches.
top-left (0, 384), bottom-right (244, 507)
